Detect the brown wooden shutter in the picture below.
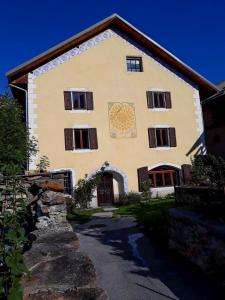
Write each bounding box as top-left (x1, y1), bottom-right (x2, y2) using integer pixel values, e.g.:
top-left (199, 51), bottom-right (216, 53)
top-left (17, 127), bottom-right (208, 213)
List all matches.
top-left (148, 128), bottom-right (156, 148)
top-left (169, 127), bottom-right (177, 147)
top-left (165, 92), bottom-right (172, 108)
top-left (137, 167), bottom-right (148, 191)
top-left (86, 92), bottom-right (94, 110)
top-left (64, 128), bottom-right (74, 150)
top-left (146, 91), bottom-right (154, 108)
top-left (64, 91), bottom-right (72, 110)
top-left (89, 128), bottom-right (98, 149)
top-left (181, 164), bottom-right (192, 185)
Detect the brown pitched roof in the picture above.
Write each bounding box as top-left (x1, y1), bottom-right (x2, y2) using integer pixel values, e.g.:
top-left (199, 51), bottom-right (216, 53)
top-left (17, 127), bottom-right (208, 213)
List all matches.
top-left (6, 14), bottom-right (218, 94)
top-left (217, 80), bottom-right (225, 90)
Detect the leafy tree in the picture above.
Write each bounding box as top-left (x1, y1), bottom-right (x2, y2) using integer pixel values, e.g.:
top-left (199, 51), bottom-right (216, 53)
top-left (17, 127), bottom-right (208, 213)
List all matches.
top-left (73, 163), bottom-right (109, 208)
top-left (74, 173), bottom-right (103, 208)
top-left (0, 92), bottom-right (37, 299)
top-left (0, 93), bottom-right (37, 175)
top-left (36, 155), bottom-right (50, 172)
top-left (191, 154), bottom-right (225, 187)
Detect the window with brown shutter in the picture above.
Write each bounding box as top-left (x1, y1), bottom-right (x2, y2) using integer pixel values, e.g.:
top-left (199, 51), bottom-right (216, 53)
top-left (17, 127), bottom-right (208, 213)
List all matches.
top-left (155, 128), bottom-right (170, 147)
top-left (89, 128), bottom-right (98, 149)
top-left (148, 127), bottom-right (177, 148)
top-left (64, 91), bottom-right (94, 111)
top-left (64, 92), bottom-right (72, 110)
top-left (148, 128), bottom-right (156, 148)
top-left (147, 91), bottom-right (172, 109)
top-left (169, 127), bottom-right (177, 147)
top-left (181, 164), bottom-right (192, 185)
top-left (146, 91), bottom-right (154, 108)
top-left (165, 92), bottom-right (172, 108)
top-left (137, 167), bottom-right (148, 191)
top-left (74, 129), bottom-right (89, 149)
top-left (64, 128), bottom-right (74, 150)
top-left (86, 92), bottom-right (94, 110)
top-left (64, 128), bottom-right (98, 150)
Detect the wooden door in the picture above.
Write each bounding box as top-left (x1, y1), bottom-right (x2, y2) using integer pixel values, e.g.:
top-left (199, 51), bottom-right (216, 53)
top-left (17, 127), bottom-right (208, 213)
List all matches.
top-left (97, 173), bottom-right (114, 206)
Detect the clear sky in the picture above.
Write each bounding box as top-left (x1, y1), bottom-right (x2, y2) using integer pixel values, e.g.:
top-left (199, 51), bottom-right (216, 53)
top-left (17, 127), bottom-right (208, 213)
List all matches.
top-left (1, 0), bottom-right (225, 93)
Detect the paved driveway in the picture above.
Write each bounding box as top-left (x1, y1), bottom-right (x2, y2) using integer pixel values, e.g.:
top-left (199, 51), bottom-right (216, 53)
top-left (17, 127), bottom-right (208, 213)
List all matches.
top-left (74, 212), bottom-right (221, 300)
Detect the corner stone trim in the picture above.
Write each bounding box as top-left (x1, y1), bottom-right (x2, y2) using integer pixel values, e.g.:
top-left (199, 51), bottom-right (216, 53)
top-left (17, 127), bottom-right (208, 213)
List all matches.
top-left (193, 89), bottom-right (206, 154)
top-left (28, 72), bottom-right (38, 170)
top-left (30, 28), bottom-right (197, 90)
top-left (32, 30), bottom-right (115, 78)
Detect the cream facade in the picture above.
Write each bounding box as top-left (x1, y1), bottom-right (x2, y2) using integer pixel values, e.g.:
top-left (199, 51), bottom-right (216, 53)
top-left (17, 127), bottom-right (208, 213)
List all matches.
top-left (8, 15), bottom-right (218, 206)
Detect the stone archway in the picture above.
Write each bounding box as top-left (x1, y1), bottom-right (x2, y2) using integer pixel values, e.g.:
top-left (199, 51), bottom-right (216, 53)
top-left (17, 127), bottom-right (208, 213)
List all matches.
top-left (88, 166), bottom-right (128, 207)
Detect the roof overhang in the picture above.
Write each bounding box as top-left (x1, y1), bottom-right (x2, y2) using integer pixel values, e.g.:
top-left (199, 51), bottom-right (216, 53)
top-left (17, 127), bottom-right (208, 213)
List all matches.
top-left (6, 14), bottom-right (219, 94)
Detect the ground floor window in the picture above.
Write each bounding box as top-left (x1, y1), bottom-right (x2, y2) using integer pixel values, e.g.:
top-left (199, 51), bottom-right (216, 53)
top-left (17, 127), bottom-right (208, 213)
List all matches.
top-left (148, 166), bottom-right (179, 187)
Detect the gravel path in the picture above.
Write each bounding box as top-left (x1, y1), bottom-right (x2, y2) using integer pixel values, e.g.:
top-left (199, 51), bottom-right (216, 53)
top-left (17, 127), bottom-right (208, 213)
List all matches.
top-left (74, 211), bottom-right (220, 300)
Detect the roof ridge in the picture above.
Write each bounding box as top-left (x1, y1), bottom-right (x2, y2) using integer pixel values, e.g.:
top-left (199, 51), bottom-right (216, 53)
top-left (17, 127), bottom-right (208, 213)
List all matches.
top-left (6, 14), bottom-right (218, 93)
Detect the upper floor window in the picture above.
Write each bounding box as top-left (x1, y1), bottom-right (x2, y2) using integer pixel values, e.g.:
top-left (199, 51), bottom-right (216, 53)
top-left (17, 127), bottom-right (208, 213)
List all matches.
top-left (146, 91), bottom-right (172, 109)
top-left (74, 129), bottom-right (89, 149)
top-left (155, 128), bottom-right (170, 147)
top-left (64, 91), bottom-right (93, 110)
top-left (64, 128), bottom-right (98, 151)
top-left (148, 127), bottom-right (177, 148)
top-left (126, 57), bottom-right (143, 72)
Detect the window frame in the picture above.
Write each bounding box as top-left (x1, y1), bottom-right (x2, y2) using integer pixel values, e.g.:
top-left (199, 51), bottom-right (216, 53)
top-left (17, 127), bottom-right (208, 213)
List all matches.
top-left (148, 169), bottom-right (176, 187)
top-left (71, 91), bottom-right (87, 110)
top-left (73, 128), bottom-right (90, 149)
top-left (155, 128), bottom-right (170, 147)
top-left (126, 56), bottom-right (143, 72)
top-left (153, 91), bottom-right (166, 109)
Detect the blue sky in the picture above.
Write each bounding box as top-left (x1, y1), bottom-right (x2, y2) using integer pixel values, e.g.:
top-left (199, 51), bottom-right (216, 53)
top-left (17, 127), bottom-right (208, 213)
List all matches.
top-left (1, 0), bottom-right (225, 92)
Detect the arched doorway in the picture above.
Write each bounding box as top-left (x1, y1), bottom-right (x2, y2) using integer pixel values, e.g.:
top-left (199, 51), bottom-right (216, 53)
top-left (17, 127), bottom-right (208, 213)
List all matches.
top-left (97, 172), bottom-right (114, 206)
top-left (89, 166), bottom-right (128, 207)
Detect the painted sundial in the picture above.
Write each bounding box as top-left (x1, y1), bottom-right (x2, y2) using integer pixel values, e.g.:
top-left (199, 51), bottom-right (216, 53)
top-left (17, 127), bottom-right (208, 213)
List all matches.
top-left (108, 102), bottom-right (137, 138)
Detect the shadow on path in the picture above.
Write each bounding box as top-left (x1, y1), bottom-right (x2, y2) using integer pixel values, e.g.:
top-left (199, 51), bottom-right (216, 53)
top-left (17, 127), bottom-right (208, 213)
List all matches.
top-left (72, 214), bottom-right (222, 300)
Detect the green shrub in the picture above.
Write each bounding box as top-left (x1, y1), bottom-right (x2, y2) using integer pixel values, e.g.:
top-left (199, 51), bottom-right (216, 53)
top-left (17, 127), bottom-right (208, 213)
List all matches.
top-left (191, 154), bottom-right (225, 187)
top-left (116, 191), bottom-right (142, 205)
top-left (0, 93), bottom-right (37, 175)
top-left (127, 191), bottom-right (142, 203)
top-left (73, 163), bottom-right (111, 208)
top-left (36, 155), bottom-right (50, 172)
top-left (140, 179), bottom-right (152, 200)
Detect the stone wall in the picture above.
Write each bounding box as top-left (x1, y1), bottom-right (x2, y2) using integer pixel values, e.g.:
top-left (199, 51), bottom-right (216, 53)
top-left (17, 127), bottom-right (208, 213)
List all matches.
top-left (175, 186), bottom-right (225, 208)
top-left (168, 208), bottom-right (225, 278)
top-left (22, 177), bottom-right (107, 299)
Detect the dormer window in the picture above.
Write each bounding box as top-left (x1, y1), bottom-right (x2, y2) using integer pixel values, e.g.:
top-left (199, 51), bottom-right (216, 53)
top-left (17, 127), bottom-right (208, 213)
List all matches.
top-left (126, 57), bottom-right (143, 72)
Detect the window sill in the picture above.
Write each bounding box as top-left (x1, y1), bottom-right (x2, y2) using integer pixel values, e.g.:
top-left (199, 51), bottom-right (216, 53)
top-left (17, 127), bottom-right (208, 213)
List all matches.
top-left (71, 149), bottom-right (94, 153)
top-left (69, 110), bottom-right (91, 114)
top-left (151, 186), bottom-right (175, 190)
top-left (153, 147), bottom-right (171, 151)
top-left (151, 108), bottom-right (169, 112)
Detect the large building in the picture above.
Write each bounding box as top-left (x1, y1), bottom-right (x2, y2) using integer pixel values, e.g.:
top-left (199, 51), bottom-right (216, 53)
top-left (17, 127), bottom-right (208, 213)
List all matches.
top-left (7, 14), bottom-right (218, 206)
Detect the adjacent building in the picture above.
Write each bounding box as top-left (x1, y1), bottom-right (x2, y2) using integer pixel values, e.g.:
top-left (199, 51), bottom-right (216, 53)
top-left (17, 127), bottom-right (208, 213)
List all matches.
top-left (202, 81), bottom-right (225, 158)
top-left (7, 14), bottom-right (218, 206)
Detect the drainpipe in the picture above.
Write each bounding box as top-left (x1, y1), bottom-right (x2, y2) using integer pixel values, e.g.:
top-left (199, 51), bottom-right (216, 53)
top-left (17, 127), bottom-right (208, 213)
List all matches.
top-left (9, 83), bottom-right (28, 128)
top-left (9, 83), bottom-right (29, 170)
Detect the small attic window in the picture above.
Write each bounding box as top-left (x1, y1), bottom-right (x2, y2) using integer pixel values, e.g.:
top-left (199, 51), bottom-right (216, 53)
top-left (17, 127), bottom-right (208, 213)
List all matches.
top-left (126, 57), bottom-right (143, 72)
